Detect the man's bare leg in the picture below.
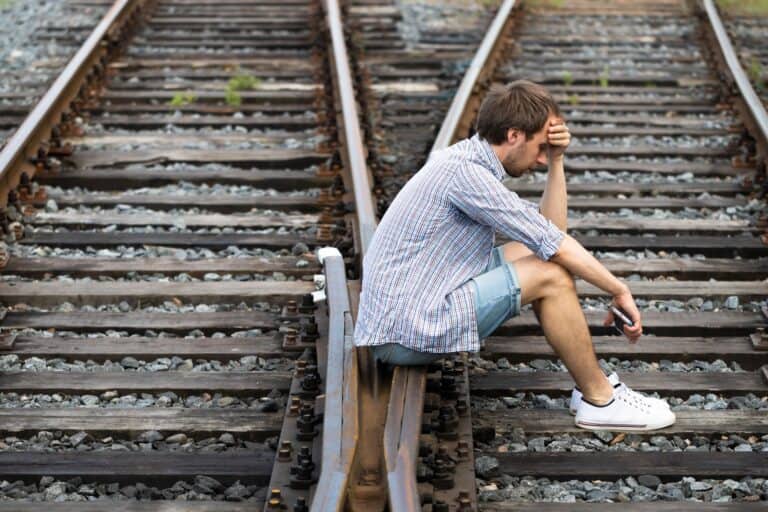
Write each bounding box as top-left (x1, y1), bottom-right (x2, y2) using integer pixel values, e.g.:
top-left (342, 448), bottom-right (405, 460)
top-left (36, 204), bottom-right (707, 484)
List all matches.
top-left (501, 242), bottom-right (613, 404)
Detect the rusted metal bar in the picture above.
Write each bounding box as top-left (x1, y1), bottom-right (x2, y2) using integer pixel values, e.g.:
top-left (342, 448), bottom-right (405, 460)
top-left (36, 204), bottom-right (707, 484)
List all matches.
top-left (430, 0), bottom-right (519, 153)
top-left (323, 0), bottom-right (377, 253)
top-left (701, 0), bottom-right (768, 145)
top-left (310, 0), bottom-right (374, 509)
top-left (384, 367), bottom-right (426, 511)
top-left (0, 0), bottom-right (147, 210)
top-left (310, 247), bottom-right (358, 512)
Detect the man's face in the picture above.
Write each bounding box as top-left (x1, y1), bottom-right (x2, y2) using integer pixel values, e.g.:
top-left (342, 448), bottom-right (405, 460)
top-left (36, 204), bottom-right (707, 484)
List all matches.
top-left (500, 115), bottom-right (556, 177)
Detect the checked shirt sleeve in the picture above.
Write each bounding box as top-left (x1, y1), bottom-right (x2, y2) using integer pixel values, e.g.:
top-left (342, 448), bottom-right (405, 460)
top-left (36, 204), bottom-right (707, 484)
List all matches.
top-left (448, 162), bottom-right (565, 261)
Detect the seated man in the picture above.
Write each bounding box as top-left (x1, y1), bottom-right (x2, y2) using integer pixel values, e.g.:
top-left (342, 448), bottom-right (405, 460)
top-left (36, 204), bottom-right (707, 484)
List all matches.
top-left (354, 80), bottom-right (675, 431)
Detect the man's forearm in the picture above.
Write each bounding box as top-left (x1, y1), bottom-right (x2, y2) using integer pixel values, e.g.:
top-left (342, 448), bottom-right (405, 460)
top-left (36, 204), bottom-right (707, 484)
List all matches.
top-left (551, 235), bottom-right (629, 297)
top-left (540, 155), bottom-right (567, 231)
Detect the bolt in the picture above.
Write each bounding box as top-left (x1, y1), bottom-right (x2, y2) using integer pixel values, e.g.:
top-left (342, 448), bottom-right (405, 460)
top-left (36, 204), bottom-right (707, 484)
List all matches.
top-left (299, 293), bottom-right (316, 313)
top-left (286, 300), bottom-right (297, 314)
top-left (284, 332), bottom-right (297, 347)
top-left (457, 441), bottom-right (470, 459)
top-left (267, 488), bottom-right (283, 508)
top-left (456, 399), bottom-right (468, 416)
top-left (301, 372), bottom-right (321, 393)
top-left (278, 440), bottom-right (293, 461)
top-left (289, 401), bottom-right (301, 416)
top-left (294, 497), bottom-right (309, 512)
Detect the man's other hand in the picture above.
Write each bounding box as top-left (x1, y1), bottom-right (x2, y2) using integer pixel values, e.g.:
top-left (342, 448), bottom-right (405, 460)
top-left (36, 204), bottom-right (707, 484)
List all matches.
top-left (547, 119), bottom-right (570, 160)
top-left (603, 293), bottom-right (643, 344)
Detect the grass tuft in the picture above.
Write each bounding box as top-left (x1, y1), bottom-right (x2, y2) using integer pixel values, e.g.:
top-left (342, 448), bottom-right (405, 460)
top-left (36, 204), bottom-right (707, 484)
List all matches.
top-left (169, 91), bottom-right (196, 107)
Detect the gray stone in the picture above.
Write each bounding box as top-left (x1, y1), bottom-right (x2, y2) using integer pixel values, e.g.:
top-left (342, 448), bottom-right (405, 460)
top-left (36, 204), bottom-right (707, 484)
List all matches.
top-left (224, 482), bottom-right (249, 501)
top-left (80, 395), bottom-right (99, 406)
top-left (475, 455), bottom-right (500, 479)
top-left (593, 430), bottom-right (614, 443)
top-left (165, 433), bottom-right (188, 444)
top-left (44, 482), bottom-right (67, 500)
top-left (138, 431), bottom-right (164, 443)
top-left (724, 296), bottom-right (739, 309)
top-left (219, 433), bottom-right (236, 446)
top-left (529, 359), bottom-right (551, 370)
top-left (69, 431), bottom-right (90, 447)
top-left (291, 243), bottom-right (310, 256)
top-left (121, 356), bottom-right (140, 369)
top-left (638, 475), bottom-right (661, 488)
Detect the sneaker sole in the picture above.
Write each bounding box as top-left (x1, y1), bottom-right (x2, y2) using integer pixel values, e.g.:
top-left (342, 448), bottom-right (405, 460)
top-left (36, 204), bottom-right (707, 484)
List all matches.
top-left (575, 418), bottom-right (676, 432)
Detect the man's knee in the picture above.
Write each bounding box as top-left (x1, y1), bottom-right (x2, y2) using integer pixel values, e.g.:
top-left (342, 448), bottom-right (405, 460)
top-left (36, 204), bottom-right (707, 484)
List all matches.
top-left (542, 260), bottom-right (575, 293)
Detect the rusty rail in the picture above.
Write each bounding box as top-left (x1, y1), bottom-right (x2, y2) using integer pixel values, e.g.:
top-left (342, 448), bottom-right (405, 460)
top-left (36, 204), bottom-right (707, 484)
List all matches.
top-left (310, 247), bottom-right (358, 511)
top-left (310, 0), bottom-right (375, 509)
top-left (323, 0), bottom-right (377, 254)
top-left (430, 0), bottom-right (519, 153)
top-left (0, 0), bottom-right (146, 211)
top-left (701, 0), bottom-right (768, 148)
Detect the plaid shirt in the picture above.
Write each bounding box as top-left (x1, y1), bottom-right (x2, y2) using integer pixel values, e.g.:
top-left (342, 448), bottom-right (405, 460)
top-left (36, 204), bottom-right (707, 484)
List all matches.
top-left (355, 134), bottom-right (565, 353)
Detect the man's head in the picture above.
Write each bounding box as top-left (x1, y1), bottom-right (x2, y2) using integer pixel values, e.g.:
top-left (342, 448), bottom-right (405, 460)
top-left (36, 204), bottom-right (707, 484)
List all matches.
top-left (476, 80), bottom-right (562, 177)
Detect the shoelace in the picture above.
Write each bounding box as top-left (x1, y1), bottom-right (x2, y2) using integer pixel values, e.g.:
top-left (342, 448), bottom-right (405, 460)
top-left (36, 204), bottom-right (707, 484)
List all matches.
top-left (616, 384), bottom-right (653, 412)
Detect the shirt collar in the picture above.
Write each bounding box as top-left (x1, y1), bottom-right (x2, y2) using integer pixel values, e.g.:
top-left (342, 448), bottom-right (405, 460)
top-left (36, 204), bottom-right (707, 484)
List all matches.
top-left (470, 133), bottom-right (506, 181)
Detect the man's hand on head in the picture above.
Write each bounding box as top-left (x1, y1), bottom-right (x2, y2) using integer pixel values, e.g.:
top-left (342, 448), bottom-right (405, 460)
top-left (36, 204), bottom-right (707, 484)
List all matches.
top-left (547, 119), bottom-right (570, 161)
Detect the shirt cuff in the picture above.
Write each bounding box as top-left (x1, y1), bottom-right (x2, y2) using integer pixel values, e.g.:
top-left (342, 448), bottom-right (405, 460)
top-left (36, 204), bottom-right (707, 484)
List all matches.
top-left (535, 221), bottom-right (566, 260)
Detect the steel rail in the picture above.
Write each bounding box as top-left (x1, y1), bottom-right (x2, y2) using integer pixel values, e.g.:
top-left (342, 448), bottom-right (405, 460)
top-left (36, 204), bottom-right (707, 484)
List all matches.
top-left (311, 247), bottom-right (358, 512)
top-left (430, 0), bottom-right (518, 153)
top-left (0, 0), bottom-right (146, 210)
top-left (702, 0), bottom-right (768, 147)
top-left (322, 0), bottom-right (377, 254)
top-left (310, 0), bottom-right (373, 510)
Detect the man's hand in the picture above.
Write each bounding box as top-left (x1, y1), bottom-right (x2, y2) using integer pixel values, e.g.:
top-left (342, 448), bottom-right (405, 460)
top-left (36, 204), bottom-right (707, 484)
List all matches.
top-left (603, 292), bottom-right (643, 344)
top-left (547, 119), bottom-right (571, 161)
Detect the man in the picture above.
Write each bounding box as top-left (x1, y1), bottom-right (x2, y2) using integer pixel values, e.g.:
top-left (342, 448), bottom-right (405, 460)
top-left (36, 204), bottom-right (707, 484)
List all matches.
top-left (355, 81), bottom-right (675, 431)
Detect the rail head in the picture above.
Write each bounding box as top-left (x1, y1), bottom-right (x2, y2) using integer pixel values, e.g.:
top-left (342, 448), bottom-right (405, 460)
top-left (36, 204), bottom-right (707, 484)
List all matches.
top-left (0, 0), bottom-right (147, 210)
top-left (323, 0), bottom-right (378, 255)
top-left (431, 0), bottom-right (518, 153)
top-left (311, 247), bottom-right (358, 512)
top-left (701, 0), bottom-right (768, 153)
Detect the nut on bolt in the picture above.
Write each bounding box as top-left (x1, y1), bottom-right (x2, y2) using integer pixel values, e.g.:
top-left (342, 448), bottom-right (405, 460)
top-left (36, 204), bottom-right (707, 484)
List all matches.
top-left (278, 440), bottom-right (293, 461)
top-left (457, 490), bottom-right (472, 510)
top-left (267, 488), bottom-right (283, 508)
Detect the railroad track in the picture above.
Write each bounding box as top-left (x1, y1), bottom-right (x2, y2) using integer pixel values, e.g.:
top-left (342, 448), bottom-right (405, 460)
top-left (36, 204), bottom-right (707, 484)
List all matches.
top-left (0, 0), bottom-right (344, 507)
top-left (0, 0), bottom-right (767, 510)
top-left (305, 0), bottom-right (768, 510)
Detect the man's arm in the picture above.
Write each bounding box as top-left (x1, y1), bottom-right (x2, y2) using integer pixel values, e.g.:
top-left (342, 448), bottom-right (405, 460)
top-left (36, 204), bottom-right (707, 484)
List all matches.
top-left (539, 120), bottom-right (570, 231)
top-left (551, 235), bottom-right (643, 342)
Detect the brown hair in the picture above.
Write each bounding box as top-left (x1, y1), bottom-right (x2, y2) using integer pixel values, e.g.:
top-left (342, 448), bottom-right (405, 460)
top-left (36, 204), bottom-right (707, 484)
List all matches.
top-left (476, 80), bottom-right (561, 144)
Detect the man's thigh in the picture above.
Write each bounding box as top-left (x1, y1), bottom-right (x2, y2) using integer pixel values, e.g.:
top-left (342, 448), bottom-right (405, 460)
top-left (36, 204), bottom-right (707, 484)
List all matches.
top-left (511, 253), bottom-right (572, 306)
top-left (500, 241), bottom-right (534, 263)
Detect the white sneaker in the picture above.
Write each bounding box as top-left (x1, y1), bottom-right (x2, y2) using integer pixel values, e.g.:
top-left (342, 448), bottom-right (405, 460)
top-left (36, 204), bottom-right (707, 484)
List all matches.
top-left (569, 372), bottom-right (670, 415)
top-left (575, 382), bottom-right (676, 432)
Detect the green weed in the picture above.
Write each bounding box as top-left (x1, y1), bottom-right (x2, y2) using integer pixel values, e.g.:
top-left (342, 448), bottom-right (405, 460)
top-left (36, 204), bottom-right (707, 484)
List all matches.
top-left (225, 89), bottom-right (242, 107)
top-left (568, 94), bottom-right (580, 106)
top-left (717, 0), bottom-right (768, 15)
top-left (562, 70), bottom-right (574, 87)
top-left (169, 91), bottom-right (196, 107)
top-left (748, 57), bottom-right (765, 90)
top-left (225, 71), bottom-right (262, 107)
top-left (599, 65), bottom-right (610, 88)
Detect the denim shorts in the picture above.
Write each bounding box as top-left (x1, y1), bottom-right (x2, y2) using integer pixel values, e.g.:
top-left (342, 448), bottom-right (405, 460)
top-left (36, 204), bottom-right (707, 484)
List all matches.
top-left (371, 246), bottom-right (521, 366)
top-left (471, 246), bottom-right (522, 340)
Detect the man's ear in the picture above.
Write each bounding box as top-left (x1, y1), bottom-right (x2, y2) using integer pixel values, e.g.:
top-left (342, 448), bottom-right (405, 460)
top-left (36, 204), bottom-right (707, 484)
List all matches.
top-left (506, 128), bottom-right (523, 147)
